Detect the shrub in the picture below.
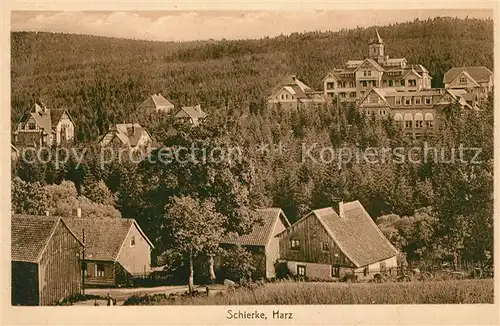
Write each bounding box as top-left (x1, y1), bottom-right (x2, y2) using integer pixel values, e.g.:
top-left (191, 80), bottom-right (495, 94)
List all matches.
top-left (221, 245), bottom-right (256, 283)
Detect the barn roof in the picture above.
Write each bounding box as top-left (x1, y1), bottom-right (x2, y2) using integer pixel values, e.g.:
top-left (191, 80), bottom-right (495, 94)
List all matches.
top-left (221, 208), bottom-right (291, 247)
top-left (63, 217), bottom-right (154, 262)
top-left (444, 66), bottom-right (493, 84)
top-left (11, 215), bottom-right (83, 263)
top-left (278, 201), bottom-right (398, 267)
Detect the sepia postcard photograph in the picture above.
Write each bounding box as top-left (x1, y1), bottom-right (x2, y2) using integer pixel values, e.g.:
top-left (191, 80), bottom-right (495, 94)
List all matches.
top-left (1, 1), bottom-right (499, 325)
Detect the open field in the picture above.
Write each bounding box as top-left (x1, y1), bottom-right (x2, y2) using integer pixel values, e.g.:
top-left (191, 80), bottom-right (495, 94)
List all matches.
top-left (129, 279), bottom-right (494, 305)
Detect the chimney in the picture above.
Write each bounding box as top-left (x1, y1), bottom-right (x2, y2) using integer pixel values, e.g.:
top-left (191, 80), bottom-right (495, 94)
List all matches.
top-left (77, 207), bottom-right (82, 218)
top-left (337, 201), bottom-right (345, 218)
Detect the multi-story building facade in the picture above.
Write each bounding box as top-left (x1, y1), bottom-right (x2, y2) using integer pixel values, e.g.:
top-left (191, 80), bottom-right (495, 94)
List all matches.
top-left (13, 102), bottom-right (75, 147)
top-left (358, 87), bottom-right (474, 139)
top-left (323, 30), bottom-right (432, 103)
top-left (443, 66), bottom-right (493, 105)
top-left (268, 75), bottom-right (326, 110)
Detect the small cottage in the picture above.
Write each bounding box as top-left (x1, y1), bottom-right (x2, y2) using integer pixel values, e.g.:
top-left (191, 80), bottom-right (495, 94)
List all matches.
top-left (63, 217), bottom-right (154, 287)
top-left (277, 201), bottom-right (398, 281)
top-left (98, 123), bottom-right (153, 149)
top-left (11, 215), bottom-right (83, 305)
top-left (174, 105), bottom-right (208, 126)
top-left (138, 93), bottom-right (175, 114)
top-left (218, 208), bottom-right (291, 280)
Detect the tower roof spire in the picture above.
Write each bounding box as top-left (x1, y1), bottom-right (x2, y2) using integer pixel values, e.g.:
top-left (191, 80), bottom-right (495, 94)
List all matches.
top-left (375, 28), bottom-right (383, 44)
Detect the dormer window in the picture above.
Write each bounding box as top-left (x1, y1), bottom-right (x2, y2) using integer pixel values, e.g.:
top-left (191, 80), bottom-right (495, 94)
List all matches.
top-left (459, 76), bottom-right (467, 84)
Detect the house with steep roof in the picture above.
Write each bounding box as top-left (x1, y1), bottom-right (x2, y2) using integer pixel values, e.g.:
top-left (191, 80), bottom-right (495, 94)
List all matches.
top-left (11, 215), bottom-right (83, 305)
top-left (217, 208), bottom-right (291, 280)
top-left (174, 104), bottom-right (208, 126)
top-left (276, 201), bottom-right (398, 281)
top-left (13, 102), bottom-right (75, 147)
top-left (63, 217), bottom-right (154, 287)
top-left (268, 75), bottom-right (326, 110)
top-left (443, 66), bottom-right (493, 105)
top-left (323, 29), bottom-right (432, 103)
top-left (357, 87), bottom-right (476, 139)
top-left (138, 93), bottom-right (175, 114)
top-left (98, 123), bottom-right (153, 149)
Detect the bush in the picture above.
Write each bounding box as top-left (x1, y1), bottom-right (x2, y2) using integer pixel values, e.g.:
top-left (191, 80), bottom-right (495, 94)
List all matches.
top-left (220, 245), bottom-right (256, 283)
top-left (123, 293), bottom-right (168, 305)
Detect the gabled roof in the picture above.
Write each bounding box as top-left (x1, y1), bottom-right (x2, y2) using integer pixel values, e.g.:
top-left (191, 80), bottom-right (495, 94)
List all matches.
top-left (16, 105), bottom-right (74, 134)
top-left (221, 208), bottom-right (290, 247)
top-left (100, 123), bottom-right (152, 148)
top-left (175, 105), bottom-right (208, 119)
top-left (444, 66), bottom-right (493, 84)
top-left (139, 93), bottom-right (175, 112)
top-left (50, 109), bottom-right (75, 128)
top-left (63, 217), bottom-right (154, 262)
top-left (11, 215), bottom-right (83, 263)
top-left (354, 58), bottom-right (385, 73)
top-left (278, 201), bottom-right (398, 267)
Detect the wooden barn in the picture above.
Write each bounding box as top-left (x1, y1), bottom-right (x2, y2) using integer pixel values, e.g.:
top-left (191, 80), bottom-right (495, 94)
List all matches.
top-left (11, 215), bottom-right (83, 306)
top-left (63, 218), bottom-right (154, 287)
top-left (218, 208), bottom-right (291, 280)
top-left (277, 201), bottom-right (398, 281)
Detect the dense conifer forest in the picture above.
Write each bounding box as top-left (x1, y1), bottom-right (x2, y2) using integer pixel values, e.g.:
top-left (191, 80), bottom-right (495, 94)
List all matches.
top-left (11, 17), bottom-right (494, 273)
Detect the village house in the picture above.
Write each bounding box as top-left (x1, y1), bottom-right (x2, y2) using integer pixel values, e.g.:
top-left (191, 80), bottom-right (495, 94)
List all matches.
top-left (13, 102), bottom-right (75, 147)
top-left (276, 201), bottom-right (398, 281)
top-left (443, 66), bottom-right (493, 105)
top-left (11, 215), bottom-right (83, 305)
top-left (357, 87), bottom-right (476, 139)
top-left (138, 93), bottom-right (175, 114)
top-left (217, 208), bottom-right (291, 280)
top-left (267, 75), bottom-right (326, 110)
top-left (98, 123), bottom-right (153, 149)
top-left (174, 104), bottom-right (208, 126)
top-left (63, 216), bottom-right (154, 287)
top-left (323, 30), bottom-right (432, 103)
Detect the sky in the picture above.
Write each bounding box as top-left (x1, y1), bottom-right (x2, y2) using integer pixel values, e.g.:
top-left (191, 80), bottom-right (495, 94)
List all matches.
top-left (11, 9), bottom-right (493, 42)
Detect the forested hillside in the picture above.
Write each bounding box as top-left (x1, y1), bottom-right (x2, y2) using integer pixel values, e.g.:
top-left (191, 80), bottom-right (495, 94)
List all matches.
top-left (11, 17), bottom-right (493, 141)
top-left (11, 17), bottom-right (494, 271)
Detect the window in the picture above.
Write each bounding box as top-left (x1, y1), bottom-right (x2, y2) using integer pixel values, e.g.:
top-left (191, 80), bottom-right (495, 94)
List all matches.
top-left (361, 81), bottom-right (367, 87)
top-left (380, 261), bottom-right (387, 273)
top-left (415, 97), bottom-right (422, 105)
top-left (425, 97), bottom-right (432, 105)
top-left (291, 239), bottom-right (301, 250)
top-left (408, 80), bottom-right (417, 87)
top-left (360, 91), bottom-right (365, 96)
top-left (426, 120), bottom-right (434, 128)
top-left (297, 265), bottom-right (306, 276)
top-left (28, 122), bottom-right (36, 130)
top-left (363, 71), bottom-right (372, 76)
top-left (332, 265), bottom-right (340, 278)
top-left (405, 97), bottom-right (411, 105)
top-left (322, 242), bottom-right (329, 251)
top-left (349, 81), bottom-right (355, 88)
top-left (400, 80), bottom-right (405, 86)
top-left (350, 92), bottom-right (356, 98)
top-left (326, 82), bottom-right (334, 89)
top-left (405, 120), bottom-right (413, 128)
top-left (395, 97), bottom-right (401, 105)
top-left (130, 236), bottom-right (136, 247)
top-left (415, 120), bottom-right (423, 128)
top-left (388, 80), bottom-right (393, 87)
top-left (96, 264), bottom-right (105, 277)
top-left (459, 76), bottom-right (467, 84)
top-left (340, 92), bottom-right (346, 98)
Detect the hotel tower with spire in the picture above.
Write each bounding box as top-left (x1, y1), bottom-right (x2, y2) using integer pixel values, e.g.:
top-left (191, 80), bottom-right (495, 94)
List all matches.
top-left (322, 29), bottom-right (432, 103)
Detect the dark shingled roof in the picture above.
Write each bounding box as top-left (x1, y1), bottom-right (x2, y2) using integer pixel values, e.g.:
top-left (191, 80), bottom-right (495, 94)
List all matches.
top-left (11, 215), bottom-right (82, 263)
top-left (175, 105), bottom-right (208, 119)
top-left (63, 217), bottom-right (153, 262)
top-left (221, 208), bottom-right (290, 246)
top-left (444, 66), bottom-right (493, 84)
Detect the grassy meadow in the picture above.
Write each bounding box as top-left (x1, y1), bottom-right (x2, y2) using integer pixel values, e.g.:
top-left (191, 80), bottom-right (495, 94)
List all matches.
top-left (130, 279), bottom-right (494, 305)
